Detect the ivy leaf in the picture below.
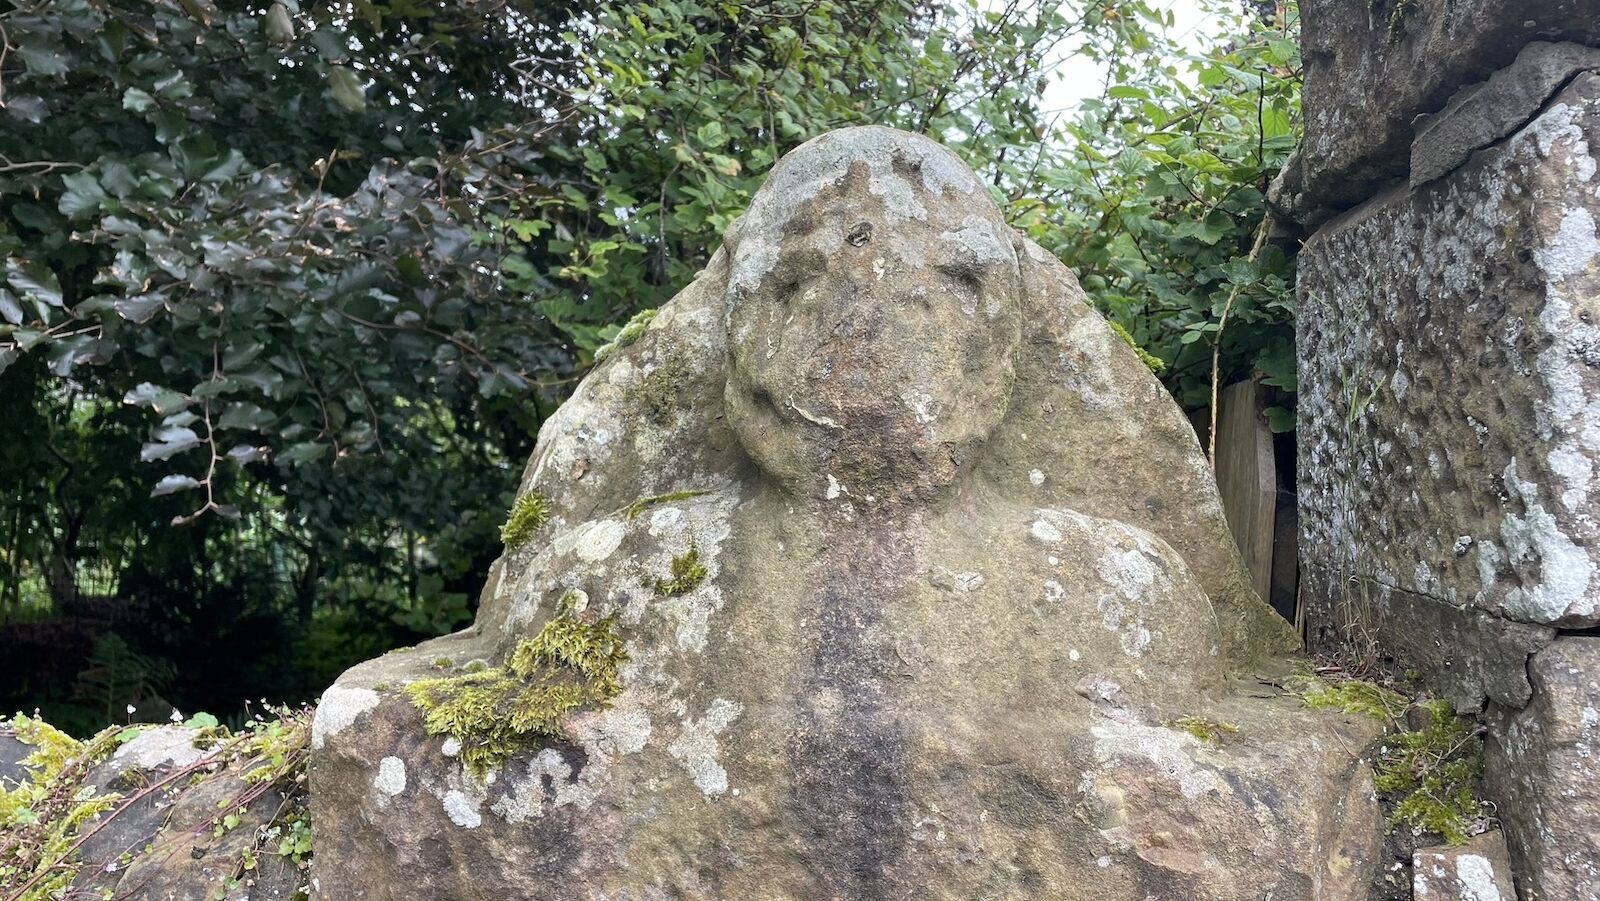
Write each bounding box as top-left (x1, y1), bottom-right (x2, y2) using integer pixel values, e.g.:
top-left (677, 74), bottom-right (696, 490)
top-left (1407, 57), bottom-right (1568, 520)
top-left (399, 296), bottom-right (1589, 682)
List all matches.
top-left (16, 45), bottom-right (69, 78)
top-left (123, 87), bottom-right (157, 113)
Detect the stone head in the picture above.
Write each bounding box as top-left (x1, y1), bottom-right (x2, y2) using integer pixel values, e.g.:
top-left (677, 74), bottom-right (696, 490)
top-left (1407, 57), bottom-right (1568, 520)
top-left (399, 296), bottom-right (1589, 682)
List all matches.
top-left (722, 126), bottom-right (1024, 505)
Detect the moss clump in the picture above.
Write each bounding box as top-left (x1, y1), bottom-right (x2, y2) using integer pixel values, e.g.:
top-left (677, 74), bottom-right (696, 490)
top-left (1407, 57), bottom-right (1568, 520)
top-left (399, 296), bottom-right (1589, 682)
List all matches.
top-left (500, 491), bottom-right (550, 551)
top-left (627, 348), bottom-right (689, 423)
top-left (0, 715), bottom-right (125, 897)
top-left (592, 307), bottom-right (659, 365)
top-left (405, 603), bottom-right (628, 774)
top-left (1165, 716), bottom-right (1240, 744)
top-left (625, 489), bottom-right (711, 521)
top-left (1298, 676), bottom-right (1409, 721)
top-left (1106, 319), bottom-right (1166, 374)
top-left (1375, 699), bottom-right (1485, 845)
top-left (648, 544), bottom-right (707, 596)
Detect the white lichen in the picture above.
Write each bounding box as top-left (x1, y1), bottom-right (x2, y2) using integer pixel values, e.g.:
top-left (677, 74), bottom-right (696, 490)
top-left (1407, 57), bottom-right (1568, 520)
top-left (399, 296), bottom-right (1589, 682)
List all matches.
top-left (311, 686), bottom-right (381, 750)
top-left (374, 756), bottom-right (407, 798)
top-left (668, 698), bottom-right (743, 797)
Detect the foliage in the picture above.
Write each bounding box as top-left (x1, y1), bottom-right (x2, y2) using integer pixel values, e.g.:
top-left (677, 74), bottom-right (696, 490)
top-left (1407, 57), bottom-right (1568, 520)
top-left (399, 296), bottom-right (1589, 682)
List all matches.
top-left (0, 707), bottom-right (312, 900)
top-left (0, 715), bottom-right (125, 899)
top-left (995, 1), bottom-right (1303, 422)
top-left (648, 545), bottom-right (708, 596)
top-left (500, 491), bottom-right (551, 551)
top-left (0, 0), bottom-right (1305, 725)
top-left (70, 631), bottom-right (176, 725)
top-left (1374, 699), bottom-right (1486, 845)
top-left (405, 600), bottom-right (628, 774)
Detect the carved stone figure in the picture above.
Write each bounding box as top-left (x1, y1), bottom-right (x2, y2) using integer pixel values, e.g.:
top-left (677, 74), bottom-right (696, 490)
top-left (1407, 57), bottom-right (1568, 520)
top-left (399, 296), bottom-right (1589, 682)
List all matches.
top-left (310, 126), bottom-right (1382, 900)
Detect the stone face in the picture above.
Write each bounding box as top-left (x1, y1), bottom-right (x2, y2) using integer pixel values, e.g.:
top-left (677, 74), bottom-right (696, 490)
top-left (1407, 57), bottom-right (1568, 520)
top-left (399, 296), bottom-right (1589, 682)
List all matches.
top-left (1272, 0), bottom-right (1600, 228)
top-left (1298, 73), bottom-right (1600, 673)
top-left (1411, 830), bottom-right (1518, 900)
top-left (1485, 637), bottom-right (1600, 901)
top-left (311, 126), bottom-right (1378, 900)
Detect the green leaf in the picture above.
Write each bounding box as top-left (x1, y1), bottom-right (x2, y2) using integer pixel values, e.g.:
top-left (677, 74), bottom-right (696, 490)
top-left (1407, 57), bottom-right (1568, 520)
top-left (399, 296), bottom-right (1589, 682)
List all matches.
top-left (58, 171), bottom-right (107, 219)
top-left (123, 87), bottom-right (157, 113)
top-left (279, 441), bottom-right (329, 465)
top-left (7, 263), bottom-right (63, 307)
top-left (328, 65), bottom-right (366, 113)
top-left (125, 383), bottom-right (191, 415)
top-left (1264, 406), bottom-right (1295, 433)
top-left (115, 295), bottom-right (167, 323)
top-left (16, 45), bottom-right (69, 77)
top-left (141, 427), bottom-right (202, 461)
top-left (151, 474), bottom-right (202, 497)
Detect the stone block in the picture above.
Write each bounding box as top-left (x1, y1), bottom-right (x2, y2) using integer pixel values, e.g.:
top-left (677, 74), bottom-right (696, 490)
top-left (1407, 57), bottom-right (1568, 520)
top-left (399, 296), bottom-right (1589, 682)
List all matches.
top-left (1485, 637), bottom-right (1600, 900)
top-left (1299, 73), bottom-right (1600, 635)
top-left (1412, 830), bottom-right (1517, 900)
top-left (1271, 0), bottom-right (1600, 228)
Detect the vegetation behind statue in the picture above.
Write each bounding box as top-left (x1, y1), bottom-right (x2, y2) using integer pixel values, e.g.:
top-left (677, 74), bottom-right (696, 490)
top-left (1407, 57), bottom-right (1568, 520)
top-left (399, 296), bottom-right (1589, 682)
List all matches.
top-left (0, 0), bottom-right (1302, 728)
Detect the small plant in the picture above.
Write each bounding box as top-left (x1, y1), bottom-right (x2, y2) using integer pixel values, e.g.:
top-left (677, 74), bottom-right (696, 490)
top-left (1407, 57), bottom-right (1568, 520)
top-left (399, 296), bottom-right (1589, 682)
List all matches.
top-left (1107, 319), bottom-right (1166, 374)
top-left (649, 544), bottom-right (707, 596)
top-left (624, 489), bottom-right (711, 521)
top-left (592, 307), bottom-right (659, 365)
top-left (1297, 676), bottom-right (1409, 721)
top-left (0, 715), bottom-right (126, 898)
top-left (405, 601), bottom-right (629, 774)
top-left (500, 491), bottom-right (551, 551)
top-left (1374, 699), bottom-right (1485, 845)
top-left (1165, 716), bottom-right (1239, 744)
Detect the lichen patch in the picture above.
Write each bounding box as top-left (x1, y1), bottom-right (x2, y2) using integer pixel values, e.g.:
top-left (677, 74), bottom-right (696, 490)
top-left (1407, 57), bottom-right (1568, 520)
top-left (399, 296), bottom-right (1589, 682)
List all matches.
top-left (312, 686), bottom-right (381, 750)
top-left (668, 698), bottom-right (743, 797)
top-left (374, 756), bottom-right (407, 798)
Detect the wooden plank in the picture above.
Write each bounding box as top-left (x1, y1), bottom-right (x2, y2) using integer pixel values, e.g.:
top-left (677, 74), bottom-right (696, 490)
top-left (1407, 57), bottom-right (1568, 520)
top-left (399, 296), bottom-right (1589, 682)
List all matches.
top-left (1215, 379), bottom-right (1277, 605)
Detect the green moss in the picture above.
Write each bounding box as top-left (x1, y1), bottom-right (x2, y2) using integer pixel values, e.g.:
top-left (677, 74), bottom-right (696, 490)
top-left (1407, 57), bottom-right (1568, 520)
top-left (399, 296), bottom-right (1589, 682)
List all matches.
top-left (500, 490), bottom-right (550, 551)
top-left (1165, 716), bottom-right (1239, 744)
top-left (1374, 699), bottom-right (1485, 845)
top-left (1298, 676), bottom-right (1409, 721)
top-left (463, 660), bottom-right (487, 674)
top-left (648, 544), bottom-right (707, 596)
top-left (628, 348), bottom-right (689, 423)
top-left (431, 657), bottom-right (453, 670)
top-left (625, 489), bottom-right (711, 521)
top-left (405, 606), bottom-right (629, 775)
top-left (1106, 319), bottom-right (1166, 374)
top-left (593, 307), bottom-right (659, 365)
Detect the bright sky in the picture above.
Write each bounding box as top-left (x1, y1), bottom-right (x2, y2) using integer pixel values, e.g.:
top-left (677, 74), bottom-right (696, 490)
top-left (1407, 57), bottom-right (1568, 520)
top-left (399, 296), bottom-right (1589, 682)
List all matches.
top-left (1039, 0), bottom-right (1225, 116)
